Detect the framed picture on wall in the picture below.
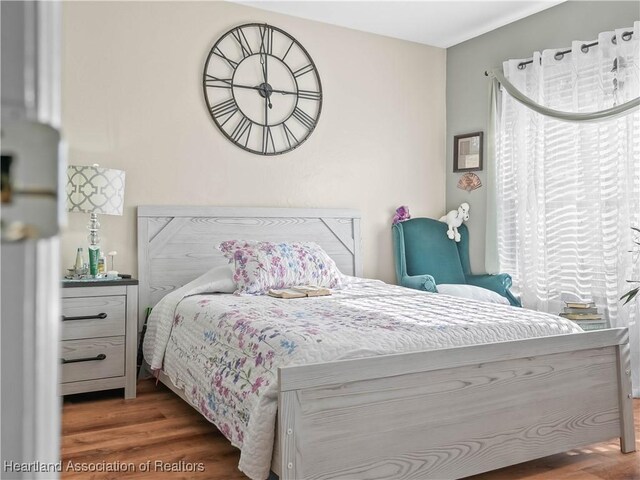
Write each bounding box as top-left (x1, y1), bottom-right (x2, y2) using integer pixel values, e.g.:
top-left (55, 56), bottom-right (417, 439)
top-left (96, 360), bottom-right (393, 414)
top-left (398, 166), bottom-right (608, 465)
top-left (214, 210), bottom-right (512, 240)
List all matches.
top-left (453, 132), bottom-right (483, 172)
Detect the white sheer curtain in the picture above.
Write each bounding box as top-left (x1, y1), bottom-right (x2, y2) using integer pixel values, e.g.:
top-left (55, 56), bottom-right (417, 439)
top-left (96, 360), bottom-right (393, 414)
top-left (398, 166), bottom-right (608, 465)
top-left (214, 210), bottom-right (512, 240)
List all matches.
top-left (494, 22), bottom-right (640, 394)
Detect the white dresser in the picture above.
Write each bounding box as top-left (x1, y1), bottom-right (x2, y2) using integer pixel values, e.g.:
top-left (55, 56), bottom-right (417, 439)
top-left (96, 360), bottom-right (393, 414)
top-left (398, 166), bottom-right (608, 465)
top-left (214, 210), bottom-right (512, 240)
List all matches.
top-left (61, 279), bottom-right (138, 398)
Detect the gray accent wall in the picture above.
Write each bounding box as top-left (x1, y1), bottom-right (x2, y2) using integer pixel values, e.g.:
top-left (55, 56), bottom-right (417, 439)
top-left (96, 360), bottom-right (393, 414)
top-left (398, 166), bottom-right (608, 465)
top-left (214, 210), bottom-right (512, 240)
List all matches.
top-left (446, 1), bottom-right (640, 273)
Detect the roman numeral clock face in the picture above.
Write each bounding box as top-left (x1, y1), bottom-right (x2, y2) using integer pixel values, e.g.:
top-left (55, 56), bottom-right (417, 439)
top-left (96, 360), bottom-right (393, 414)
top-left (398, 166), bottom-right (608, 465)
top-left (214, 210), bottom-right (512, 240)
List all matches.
top-left (203, 23), bottom-right (322, 155)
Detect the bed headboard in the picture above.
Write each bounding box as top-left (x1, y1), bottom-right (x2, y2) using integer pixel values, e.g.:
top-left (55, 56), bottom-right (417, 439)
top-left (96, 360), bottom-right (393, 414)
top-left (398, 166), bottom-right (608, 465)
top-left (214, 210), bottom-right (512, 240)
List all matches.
top-left (137, 205), bottom-right (362, 325)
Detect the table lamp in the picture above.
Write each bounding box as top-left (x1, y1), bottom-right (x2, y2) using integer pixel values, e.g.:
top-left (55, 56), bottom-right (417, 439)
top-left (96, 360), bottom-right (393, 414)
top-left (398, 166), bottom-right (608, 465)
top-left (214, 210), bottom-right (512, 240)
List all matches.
top-left (66, 164), bottom-right (125, 276)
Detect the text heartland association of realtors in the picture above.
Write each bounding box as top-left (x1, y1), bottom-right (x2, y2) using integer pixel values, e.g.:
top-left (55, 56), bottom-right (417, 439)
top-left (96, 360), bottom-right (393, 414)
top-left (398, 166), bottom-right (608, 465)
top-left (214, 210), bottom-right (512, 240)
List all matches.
top-left (3, 460), bottom-right (206, 473)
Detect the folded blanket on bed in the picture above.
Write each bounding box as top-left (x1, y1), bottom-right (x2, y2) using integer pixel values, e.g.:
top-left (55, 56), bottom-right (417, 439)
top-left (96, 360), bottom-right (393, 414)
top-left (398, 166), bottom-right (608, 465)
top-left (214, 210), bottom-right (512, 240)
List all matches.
top-left (144, 273), bottom-right (582, 480)
top-left (143, 265), bottom-right (236, 370)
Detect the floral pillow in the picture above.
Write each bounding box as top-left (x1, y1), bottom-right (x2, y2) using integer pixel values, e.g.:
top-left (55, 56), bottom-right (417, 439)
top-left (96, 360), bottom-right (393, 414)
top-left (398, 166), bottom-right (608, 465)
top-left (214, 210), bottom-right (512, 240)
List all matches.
top-left (217, 240), bottom-right (345, 294)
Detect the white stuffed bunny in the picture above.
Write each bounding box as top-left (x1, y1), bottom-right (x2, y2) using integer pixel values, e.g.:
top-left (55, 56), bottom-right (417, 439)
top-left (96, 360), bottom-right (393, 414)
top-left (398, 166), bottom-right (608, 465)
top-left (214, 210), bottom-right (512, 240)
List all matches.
top-left (439, 203), bottom-right (470, 242)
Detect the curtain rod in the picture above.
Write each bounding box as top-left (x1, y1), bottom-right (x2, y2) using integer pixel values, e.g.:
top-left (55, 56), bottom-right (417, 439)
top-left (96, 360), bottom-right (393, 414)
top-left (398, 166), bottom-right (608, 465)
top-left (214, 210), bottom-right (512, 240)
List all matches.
top-left (485, 67), bottom-right (640, 122)
top-left (483, 29), bottom-right (634, 76)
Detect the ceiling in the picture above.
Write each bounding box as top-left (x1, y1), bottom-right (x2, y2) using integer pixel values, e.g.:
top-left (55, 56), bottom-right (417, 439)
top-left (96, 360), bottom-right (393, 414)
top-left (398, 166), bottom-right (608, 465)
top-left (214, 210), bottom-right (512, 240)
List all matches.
top-left (232, 1), bottom-right (565, 48)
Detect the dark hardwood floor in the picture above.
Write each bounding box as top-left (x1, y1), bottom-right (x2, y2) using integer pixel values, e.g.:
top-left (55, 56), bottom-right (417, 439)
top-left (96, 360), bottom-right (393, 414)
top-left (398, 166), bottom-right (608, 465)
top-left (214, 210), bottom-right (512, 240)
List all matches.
top-left (62, 379), bottom-right (640, 479)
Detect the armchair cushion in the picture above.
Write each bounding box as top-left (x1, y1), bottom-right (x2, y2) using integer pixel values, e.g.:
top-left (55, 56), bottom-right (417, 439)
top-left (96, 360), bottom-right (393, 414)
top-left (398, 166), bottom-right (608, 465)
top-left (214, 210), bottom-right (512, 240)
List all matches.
top-left (436, 284), bottom-right (510, 305)
top-left (466, 273), bottom-right (521, 307)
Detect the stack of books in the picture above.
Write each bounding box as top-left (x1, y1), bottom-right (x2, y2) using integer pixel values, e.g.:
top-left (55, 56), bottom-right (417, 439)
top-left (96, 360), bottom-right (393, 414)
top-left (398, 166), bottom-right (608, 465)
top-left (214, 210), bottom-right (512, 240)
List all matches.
top-left (559, 301), bottom-right (605, 330)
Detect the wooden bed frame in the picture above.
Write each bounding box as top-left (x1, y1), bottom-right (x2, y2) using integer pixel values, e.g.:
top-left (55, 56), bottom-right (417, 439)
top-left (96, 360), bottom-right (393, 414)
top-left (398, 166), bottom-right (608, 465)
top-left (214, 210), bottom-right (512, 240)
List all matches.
top-left (137, 205), bottom-right (635, 480)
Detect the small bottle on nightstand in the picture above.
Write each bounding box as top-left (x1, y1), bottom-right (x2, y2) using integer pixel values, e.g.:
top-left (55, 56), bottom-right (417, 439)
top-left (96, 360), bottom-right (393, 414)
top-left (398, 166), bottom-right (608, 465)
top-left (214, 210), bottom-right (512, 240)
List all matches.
top-left (74, 247), bottom-right (84, 273)
top-left (98, 254), bottom-right (106, 274)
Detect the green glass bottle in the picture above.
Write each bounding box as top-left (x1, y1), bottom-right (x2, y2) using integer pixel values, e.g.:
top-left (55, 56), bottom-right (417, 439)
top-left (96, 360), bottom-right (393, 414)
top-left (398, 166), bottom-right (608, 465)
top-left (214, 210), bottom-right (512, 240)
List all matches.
top-left (88, 245), bottom-right (100, 277)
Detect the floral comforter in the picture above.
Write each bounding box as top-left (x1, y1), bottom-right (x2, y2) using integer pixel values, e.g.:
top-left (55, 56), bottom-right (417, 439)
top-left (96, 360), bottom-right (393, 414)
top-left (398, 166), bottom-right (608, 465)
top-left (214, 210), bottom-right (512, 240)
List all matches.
top-left (143, 277), bottom-right (582, 480)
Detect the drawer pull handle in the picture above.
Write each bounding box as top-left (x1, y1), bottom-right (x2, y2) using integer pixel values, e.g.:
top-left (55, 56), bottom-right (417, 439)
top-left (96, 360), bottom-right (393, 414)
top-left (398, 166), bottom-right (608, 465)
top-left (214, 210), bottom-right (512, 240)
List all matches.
top-left (62, 312), bottom-right (108, 321)
top-left (61, 353), bottom-right (107, 364)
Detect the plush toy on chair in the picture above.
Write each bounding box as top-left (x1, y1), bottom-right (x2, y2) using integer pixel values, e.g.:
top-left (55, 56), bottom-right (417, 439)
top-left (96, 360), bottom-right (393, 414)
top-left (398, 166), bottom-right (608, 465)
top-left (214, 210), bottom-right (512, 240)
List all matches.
top-left (439, 203), bottom-right (470, 242)
top-left (392, 205), bottom-right (411, 225)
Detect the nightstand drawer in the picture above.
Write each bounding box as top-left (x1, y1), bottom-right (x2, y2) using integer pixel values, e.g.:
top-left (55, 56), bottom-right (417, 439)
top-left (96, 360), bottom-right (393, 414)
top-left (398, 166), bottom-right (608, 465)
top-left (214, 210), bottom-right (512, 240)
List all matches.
top-left (61, 337), bottom-right (125, 383)
top-left (62, 295), bottom-right (126, 340)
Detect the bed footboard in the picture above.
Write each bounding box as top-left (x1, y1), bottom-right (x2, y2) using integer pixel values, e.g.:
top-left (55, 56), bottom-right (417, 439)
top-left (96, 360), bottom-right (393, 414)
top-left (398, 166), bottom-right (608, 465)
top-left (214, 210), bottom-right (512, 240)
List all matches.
top-left (277, 328), bottom-right (635, 480)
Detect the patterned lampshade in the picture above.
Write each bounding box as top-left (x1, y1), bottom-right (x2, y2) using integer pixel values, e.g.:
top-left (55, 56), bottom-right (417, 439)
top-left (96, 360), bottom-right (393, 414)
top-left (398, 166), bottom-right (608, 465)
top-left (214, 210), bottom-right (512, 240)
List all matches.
top-left (66, 165), bottom-right (125, 215)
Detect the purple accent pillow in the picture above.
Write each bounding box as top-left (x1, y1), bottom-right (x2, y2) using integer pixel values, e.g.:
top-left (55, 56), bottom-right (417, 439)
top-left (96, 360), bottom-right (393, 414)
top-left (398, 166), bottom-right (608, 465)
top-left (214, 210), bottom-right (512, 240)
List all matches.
top-left (217, 240), bottom-right (345, 294)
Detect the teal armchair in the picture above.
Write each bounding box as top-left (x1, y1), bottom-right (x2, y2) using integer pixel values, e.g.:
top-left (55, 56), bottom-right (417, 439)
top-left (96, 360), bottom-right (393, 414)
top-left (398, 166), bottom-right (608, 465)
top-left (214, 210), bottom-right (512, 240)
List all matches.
top-left (392, 217), bottom-right (521, 307)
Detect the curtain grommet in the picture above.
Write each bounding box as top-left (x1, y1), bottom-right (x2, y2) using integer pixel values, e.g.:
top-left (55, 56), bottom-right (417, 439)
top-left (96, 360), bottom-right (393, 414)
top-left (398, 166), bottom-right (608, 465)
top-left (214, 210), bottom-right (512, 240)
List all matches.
top-left (621, 31), bottom-right (633, 42)
top-left (581, 44), bottom-right (590, 54)
top-left (554, 51), bottom-right (565, 61)
top-left (612, 35), bottom-right (617, 45)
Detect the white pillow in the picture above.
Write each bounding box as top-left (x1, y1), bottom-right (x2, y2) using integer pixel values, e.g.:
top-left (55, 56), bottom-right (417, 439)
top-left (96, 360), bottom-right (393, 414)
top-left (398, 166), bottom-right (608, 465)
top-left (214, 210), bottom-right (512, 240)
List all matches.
top-left (436, 284), bottom-right (510, 305)
top-left (187, 265), bottom-right (237, 295)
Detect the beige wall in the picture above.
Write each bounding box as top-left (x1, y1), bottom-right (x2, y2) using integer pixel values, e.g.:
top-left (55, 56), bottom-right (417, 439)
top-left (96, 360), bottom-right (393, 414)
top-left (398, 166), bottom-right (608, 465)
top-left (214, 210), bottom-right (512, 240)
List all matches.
top-left (61, 1), bottom-right (446, 283)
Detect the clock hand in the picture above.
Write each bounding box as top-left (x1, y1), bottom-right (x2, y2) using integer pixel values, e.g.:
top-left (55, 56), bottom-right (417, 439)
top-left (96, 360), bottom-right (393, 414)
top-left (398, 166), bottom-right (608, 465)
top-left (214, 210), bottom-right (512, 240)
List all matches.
top-left (225, 82), bottom-right (280, 105)
top-left (258, 59), bottom-right (271, 108)
top-left (232, 83), bottom-right (296, 96)
top-left (210, 78), bottom-right (268, 94)
top-left (217, 79), bottom-right (309, 100)
top-left (272, 89), bottom-right (298, 95)
top-left (258, 28), bottom-right (272, 109)
top-left (265, 63), bottom-right (272, 110)
top-left (264, 92), bottom-right (268, 131)
top-left (211, 77), bottom-right (287, 97)
top-left (260, 53), bottom-right (267, 83)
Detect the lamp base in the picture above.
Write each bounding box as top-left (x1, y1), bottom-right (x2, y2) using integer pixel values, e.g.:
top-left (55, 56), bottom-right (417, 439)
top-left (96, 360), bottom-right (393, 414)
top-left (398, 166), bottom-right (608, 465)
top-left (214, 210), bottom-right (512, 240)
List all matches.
top-left (87, 212), bottom-right (100, 246)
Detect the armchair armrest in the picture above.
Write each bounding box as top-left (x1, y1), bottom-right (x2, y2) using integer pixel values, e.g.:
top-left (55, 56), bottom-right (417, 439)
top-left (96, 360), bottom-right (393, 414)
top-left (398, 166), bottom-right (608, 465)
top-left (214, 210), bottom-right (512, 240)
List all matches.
top-left (466, 273), bottom-right (521, 307)
top-left (399, 274), bottom-right (437, 293)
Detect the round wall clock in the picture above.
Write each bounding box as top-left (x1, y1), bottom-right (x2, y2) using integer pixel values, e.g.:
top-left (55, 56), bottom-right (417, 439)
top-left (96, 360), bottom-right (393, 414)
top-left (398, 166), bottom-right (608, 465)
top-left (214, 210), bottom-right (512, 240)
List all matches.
top-left (203, 23), bottom-right (322, 155)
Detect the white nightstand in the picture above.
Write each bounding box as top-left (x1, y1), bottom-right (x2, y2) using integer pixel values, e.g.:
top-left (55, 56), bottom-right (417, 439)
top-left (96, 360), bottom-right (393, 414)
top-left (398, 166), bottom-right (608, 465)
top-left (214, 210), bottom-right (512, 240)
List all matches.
top-left (61, 279), bottom-right (138, 398)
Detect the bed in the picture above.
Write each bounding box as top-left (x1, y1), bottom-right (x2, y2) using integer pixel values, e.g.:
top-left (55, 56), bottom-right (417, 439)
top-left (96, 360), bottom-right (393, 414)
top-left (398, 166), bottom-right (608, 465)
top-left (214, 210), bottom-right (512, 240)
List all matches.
top-left (138, 205), bottom-right (635, 480)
